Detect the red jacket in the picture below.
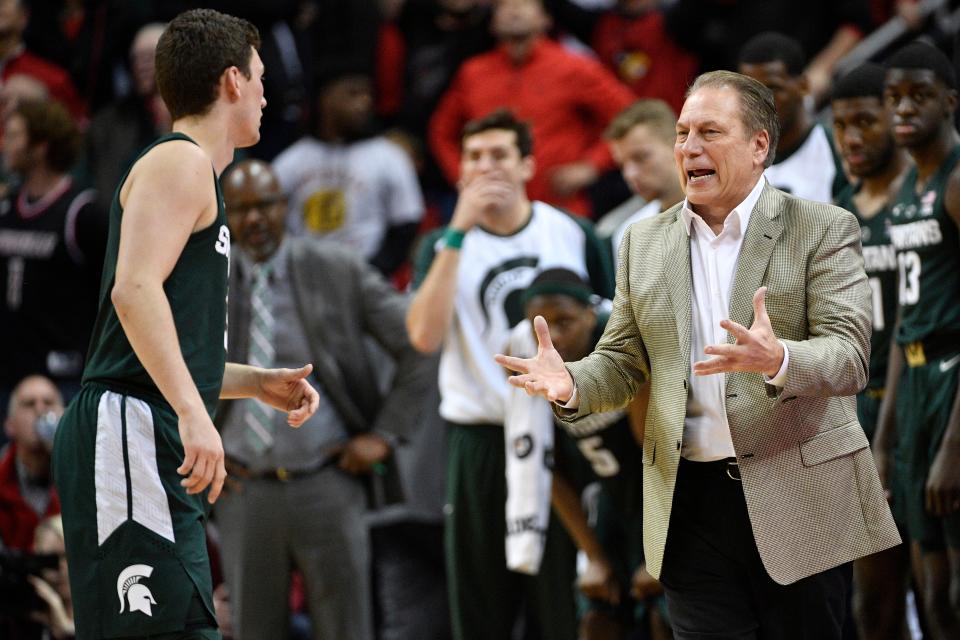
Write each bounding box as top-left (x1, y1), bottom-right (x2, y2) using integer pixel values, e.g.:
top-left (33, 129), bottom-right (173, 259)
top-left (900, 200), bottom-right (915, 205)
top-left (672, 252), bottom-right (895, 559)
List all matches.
top-left (591, 10), bottom-right (698, 116)
top-left (1, 48), bottom-right (87, 122)
top-left (0, 443), bottom-right (60, 551)
top-left (429, 37), bottom-right (634, 216)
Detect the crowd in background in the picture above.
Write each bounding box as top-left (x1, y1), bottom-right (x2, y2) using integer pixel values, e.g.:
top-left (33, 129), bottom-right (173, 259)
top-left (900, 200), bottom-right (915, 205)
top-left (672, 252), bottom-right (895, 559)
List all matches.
top-left (1, 0), bottom-right (959, 639)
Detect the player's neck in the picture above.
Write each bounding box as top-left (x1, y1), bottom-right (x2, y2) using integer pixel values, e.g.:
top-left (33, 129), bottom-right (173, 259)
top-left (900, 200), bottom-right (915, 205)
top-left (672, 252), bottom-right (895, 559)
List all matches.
top-left (860, 149), bottom-right (907, 200)
top-left (910, 127), bottom-right (960, 185)
top-left (777, 115), bottom-right (812, 157)
top-left (172, 119), bottom-right (236, 176)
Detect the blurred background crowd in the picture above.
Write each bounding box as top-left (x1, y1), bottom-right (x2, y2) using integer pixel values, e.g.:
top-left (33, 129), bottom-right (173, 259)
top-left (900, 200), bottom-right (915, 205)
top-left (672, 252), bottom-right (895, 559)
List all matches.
top-left (1, 0), bottom-right (959, 639)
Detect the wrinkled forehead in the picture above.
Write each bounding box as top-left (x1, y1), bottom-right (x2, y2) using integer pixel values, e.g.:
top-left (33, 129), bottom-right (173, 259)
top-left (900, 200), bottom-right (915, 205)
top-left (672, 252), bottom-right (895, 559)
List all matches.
top-left (678, 87), bottom-right (745, 130)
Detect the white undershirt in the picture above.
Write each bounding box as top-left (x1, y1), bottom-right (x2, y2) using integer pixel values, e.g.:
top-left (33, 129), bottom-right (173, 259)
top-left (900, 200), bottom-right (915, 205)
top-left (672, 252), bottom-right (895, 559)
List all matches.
top-left (680, 176), bottom-right (787, 460)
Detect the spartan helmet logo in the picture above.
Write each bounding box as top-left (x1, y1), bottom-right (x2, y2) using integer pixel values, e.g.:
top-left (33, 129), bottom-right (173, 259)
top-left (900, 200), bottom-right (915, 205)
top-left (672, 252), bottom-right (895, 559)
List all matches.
top-left (117, 564), bottom-right (158, 616)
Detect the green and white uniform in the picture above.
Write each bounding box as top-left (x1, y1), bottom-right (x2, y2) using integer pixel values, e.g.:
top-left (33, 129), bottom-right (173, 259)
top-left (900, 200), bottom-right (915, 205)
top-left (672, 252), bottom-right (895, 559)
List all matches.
top-left (53, 133), bottom-right (229, 638)
top-left (834, 184), bottom-right (897, 441)
top-left (888, 145), bottom-right (960, 549)
top-left (413, 201), bottom-right (613, 640)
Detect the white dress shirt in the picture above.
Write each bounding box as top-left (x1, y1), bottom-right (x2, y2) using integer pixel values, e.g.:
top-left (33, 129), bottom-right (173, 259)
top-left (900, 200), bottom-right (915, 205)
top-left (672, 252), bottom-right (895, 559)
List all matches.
top-left (681, 176), bottom-right (787, 461)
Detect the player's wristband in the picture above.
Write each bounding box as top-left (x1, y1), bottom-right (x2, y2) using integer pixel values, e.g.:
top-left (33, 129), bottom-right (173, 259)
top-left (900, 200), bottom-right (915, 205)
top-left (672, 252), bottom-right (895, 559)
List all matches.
top-left (443, 228), bottom-right (466, 250)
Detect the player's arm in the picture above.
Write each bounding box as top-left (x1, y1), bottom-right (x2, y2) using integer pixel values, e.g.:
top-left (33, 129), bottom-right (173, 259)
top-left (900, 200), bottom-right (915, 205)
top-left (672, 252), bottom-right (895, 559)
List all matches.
top-left (925, 166), bottom-right (960, 515)
top-left (873, 326), bottom-right (903, 500)
top-left (220, 363), bottom-right (318, 428)
top-left (405, 233), bottom-right (463, 353)
top-left (406, 174), bottom-right (496, 353)
top-left (550, 473), bottom-right (619, 605)
top-left (112, 141), bottom-right (225, 501)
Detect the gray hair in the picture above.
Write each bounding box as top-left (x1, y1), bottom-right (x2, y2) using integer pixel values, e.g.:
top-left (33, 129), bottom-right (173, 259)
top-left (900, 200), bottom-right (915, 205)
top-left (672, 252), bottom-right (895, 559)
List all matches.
top-left (686, 70), bottom-right (780, 167)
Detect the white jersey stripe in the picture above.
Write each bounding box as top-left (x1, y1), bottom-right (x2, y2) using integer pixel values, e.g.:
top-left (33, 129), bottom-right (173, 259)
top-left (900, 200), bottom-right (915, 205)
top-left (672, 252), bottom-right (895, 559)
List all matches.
top-left (95, 392), bottom-right (129, 546)
top-left (124, 396), bottom-right (175, 543)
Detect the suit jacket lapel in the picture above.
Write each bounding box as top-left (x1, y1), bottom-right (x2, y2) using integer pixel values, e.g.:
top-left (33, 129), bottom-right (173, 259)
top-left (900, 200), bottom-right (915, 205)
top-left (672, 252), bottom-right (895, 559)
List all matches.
top-left (727, 185), bottom-right (784, 340)
top-left (664, 211), bottom-right (693, 367)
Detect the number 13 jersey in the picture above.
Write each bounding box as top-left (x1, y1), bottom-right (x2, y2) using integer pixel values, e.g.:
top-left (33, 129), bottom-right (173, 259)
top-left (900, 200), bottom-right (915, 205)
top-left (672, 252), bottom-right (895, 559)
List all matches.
top-left (889, 145), bottom-right (960, 346)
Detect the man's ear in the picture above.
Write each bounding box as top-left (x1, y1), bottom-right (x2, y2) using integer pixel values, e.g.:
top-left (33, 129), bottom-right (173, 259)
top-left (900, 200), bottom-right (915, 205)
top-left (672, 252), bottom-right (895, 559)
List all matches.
top-left (754, 129), bottom-right (771, 167)
top-left (521, 154), bottom-right (536, 182)
top-left (221, 66), bottom-right (243, 102)
top-left (944, 88), bottom-right (958, 118)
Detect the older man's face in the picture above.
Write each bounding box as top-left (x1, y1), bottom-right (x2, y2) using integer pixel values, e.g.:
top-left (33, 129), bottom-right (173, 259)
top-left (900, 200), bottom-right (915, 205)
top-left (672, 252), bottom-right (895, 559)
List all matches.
top-left (224, 161), bottom-right (287, 263)
top-left (674, 86), bottom-right (768, 216)
top-left (4, 376), bottom-right (62, 451)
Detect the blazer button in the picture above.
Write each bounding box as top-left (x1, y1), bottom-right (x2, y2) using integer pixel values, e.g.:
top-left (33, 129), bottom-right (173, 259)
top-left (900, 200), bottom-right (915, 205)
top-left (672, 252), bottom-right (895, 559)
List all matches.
top-left (682, 379), bottom-right (688, 390)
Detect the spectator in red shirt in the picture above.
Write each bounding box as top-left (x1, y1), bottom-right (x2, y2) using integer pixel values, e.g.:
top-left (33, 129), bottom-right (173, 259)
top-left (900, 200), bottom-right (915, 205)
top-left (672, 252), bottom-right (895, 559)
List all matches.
top-left (0, 375), bottom-right (62, 552)
top-left (0, 0), bottom-right (86, 122)
top-left (429, 0), bottom-right (634, 217)
top-left (547, 0), bottom-right (698, 115)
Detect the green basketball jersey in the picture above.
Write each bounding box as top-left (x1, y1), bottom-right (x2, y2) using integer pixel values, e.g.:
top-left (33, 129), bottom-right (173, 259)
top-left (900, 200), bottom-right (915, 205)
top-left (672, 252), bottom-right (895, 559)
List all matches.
top-left (889, 146), bottom-right (960, 346)
top-left (835, 184), bottom-right (897, 387)
top-left (82, 133), bottom-right (230, 415)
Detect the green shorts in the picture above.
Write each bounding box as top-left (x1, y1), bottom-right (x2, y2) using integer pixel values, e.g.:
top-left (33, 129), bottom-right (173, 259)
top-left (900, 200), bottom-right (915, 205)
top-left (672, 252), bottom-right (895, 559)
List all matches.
top-left (53, 384), bottom-right (218, 639)
top-left (894, 353), bottom-right (960, 550)
top-left (444, 421), bottom-right (577, 640)
top-left (856, 387), bottom-right (884, 443)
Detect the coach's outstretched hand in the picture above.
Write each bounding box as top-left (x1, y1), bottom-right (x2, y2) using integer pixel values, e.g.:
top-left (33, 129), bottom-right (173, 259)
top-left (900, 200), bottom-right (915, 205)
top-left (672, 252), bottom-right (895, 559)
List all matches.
top-left (257, 364), bottom-right (320, 427)
top-left (495, 315), bottom-right (575, 405)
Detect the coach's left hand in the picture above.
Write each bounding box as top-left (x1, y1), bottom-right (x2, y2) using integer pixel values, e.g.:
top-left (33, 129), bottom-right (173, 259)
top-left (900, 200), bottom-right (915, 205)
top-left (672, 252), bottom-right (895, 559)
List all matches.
top-left (693, 287), bottom-right (784, 378)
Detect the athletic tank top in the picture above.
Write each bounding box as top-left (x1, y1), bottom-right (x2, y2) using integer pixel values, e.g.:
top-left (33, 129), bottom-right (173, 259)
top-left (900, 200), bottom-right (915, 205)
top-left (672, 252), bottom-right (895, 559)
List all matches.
top-left (82, 133), bottom-right (230, 416)
top-left (835, 184), bottom-right (897, 387)
top-left (889, 145), bottom-right (960, 345)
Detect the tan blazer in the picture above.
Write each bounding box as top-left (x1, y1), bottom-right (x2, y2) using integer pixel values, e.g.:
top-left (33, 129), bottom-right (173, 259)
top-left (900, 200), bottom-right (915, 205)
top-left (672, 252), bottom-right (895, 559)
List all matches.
top-left (561, 183), bottom-right (901, 585)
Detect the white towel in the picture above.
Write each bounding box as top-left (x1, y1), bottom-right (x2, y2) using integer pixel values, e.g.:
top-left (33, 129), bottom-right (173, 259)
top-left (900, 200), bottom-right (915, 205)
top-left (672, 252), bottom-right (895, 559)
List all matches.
top-left (504, 320), bottom-right (555, 574)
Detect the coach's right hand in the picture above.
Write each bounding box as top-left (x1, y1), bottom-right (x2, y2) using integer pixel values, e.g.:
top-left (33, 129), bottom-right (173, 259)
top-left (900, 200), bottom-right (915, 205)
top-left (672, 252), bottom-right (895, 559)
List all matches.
top-left (177, 409), bottom-right (226, 504)
top-left (495, 315), bottom-right (575, 405)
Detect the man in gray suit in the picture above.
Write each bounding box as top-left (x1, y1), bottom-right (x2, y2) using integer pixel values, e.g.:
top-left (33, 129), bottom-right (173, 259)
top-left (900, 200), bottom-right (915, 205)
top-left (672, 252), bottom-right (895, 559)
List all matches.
top-left (497, 71), bottom-right (901, 637)
top-left (214, 159), bottom-right (433, 640)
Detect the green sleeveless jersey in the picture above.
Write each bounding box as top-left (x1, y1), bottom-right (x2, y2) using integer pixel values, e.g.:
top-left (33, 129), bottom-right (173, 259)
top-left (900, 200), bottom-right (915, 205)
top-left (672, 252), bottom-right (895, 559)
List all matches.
top-left (835, 184), bottom-right (897, 387)
top-left (82, 133), bottom-right (230, 416)
top-left (889, 146), bottom-right (960, 346)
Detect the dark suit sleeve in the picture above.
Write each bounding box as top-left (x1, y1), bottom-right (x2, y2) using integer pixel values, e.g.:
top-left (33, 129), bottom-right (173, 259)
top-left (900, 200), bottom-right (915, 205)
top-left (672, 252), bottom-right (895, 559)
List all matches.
top-left (352, 254), bottom-right (435, 442)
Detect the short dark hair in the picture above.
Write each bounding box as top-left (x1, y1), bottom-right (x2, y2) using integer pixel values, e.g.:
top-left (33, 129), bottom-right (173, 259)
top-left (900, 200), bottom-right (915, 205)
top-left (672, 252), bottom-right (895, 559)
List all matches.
top-left (461, 109), bottom-right (534, 157)
top-left (155, 9), bottom-right (260, 121)
top-left (605, 99), bottom-right (677, 144)
top-left (738, 31), bottom-right (806, 76)
top-left (11, 99), bottom-right (80, 173)
top-left (521, 268), bottom-right (594, 309)
top-left (831, 63), bottom-right (886, 102)
top-left (687, 70), bottom-right (781, 167)
top-left (884, 42), bottom-right (958, 91)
